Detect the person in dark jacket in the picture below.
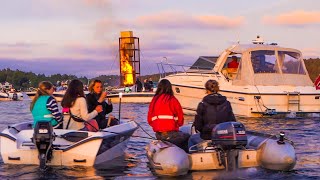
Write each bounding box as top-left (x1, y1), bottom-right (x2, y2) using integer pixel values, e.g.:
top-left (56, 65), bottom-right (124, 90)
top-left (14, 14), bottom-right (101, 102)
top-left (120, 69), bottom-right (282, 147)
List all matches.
top-left (135, 78), bottom-right (143, 92)
top-left (188, 79), bottom-right (236, 149)
top-left (86, 79), bottom-right (115, 129)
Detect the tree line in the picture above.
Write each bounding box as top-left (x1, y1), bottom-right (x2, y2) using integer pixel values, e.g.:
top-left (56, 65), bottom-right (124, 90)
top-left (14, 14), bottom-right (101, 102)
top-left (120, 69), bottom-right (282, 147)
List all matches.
top-left (0, 58), bottom-right (319, 90)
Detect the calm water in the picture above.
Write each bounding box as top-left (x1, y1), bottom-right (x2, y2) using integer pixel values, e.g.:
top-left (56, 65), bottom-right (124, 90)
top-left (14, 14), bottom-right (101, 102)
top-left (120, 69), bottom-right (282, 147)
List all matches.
top-left (0, 97), bottom-right (319, 179)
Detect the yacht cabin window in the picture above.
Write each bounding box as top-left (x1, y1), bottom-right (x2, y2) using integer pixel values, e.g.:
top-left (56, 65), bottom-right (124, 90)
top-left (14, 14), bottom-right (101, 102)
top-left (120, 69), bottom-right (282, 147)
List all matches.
top-left (278, 51), bottom-right (306, 74)
top-left (251, 50), bottom-right (279, 73)
top-left (189, 57), bottom-right (216, 70)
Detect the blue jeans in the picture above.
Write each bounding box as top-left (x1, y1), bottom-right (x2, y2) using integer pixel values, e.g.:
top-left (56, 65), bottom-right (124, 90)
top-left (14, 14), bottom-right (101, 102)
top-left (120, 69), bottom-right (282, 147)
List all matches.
top-left (188, 133), bottom-right (204, 151)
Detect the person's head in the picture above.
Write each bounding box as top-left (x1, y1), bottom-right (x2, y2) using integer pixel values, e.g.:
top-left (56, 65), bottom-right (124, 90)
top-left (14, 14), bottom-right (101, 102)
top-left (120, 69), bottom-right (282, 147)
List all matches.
top-left (155, 79), bottom-right (173, 96)
top-left (205, 80), bottom-right (219, 94)
top-left (61, 79), bottom-right (85, 108)
top-left (232, 56), bottom-right (238, 62)
top-left (88, 79), bottom-right (103, 94)
top-left (144, 79), bottom-right (147, 83)
top-left (30, 81), bottom-right (54, 111)
top-left (149, 77), bottom-right (152, 81)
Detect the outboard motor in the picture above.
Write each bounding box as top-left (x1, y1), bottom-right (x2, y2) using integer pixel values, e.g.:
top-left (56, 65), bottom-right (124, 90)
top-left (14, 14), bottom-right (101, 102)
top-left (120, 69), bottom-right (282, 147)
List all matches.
top-left (212, 122), bottom-right (247, 171)
top-left (32, 121), bottom-right (54, 170)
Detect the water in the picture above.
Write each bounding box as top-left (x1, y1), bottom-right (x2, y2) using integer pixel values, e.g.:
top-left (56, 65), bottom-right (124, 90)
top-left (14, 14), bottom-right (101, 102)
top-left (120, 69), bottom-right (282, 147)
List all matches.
top-left (0, 99), bottom-right (319, 179)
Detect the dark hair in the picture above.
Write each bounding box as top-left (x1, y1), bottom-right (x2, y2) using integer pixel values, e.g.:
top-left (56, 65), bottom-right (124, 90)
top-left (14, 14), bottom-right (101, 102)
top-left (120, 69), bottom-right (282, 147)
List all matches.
top-left (205, 80), bottom-right (219, 93)
top-left (88, 79), bottom-right (102, 93)
top-left (152, 79), bottom-right (174, 113)
top-left (61, 79), bottom-right (85, 108)
top-left (155, 79), bottom-right (173, 96)
top-left (30, 81), bottom-right (53, 111)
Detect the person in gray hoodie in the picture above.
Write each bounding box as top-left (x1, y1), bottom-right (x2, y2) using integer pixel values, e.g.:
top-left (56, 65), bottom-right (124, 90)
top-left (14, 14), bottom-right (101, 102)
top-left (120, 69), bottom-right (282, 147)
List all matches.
top-left (188, 80), bottom-right (236, 150)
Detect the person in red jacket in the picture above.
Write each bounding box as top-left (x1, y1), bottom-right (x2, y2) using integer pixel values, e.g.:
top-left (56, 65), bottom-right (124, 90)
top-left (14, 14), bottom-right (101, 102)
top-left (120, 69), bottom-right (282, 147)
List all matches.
top-left (148, 79), bottom-right (190, 152)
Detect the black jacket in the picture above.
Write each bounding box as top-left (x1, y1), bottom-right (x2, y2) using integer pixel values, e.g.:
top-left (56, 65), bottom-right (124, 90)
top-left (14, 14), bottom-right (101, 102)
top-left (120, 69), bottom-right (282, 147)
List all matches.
top-left (86, 93), bottom-right (113, 129)
top-left (194, 93), bottom-right (236, 140)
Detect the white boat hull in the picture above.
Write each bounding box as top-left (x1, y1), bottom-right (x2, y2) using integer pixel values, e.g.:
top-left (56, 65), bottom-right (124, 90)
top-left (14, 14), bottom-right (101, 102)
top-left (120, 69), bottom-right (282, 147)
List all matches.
top-left (0, 120), bottom-right (138, 166)
top-left (167, 76), bottom-right (320, 117)
top-left (0, 92), bottom-right (23, 101)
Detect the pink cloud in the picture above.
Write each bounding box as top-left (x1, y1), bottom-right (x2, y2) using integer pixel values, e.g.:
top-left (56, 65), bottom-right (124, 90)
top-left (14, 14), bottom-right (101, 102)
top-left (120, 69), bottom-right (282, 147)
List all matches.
top-left (95, 11), bottom-right (244, 32)
top-left (263, 10), bottom-right (320, 27)
top-left (135, 11), bottom-right (244, 29)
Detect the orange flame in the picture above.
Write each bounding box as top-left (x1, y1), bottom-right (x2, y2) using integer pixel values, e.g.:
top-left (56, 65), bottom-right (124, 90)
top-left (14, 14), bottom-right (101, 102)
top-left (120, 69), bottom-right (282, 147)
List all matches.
top-left (120, 44), bottom-right (134, 85)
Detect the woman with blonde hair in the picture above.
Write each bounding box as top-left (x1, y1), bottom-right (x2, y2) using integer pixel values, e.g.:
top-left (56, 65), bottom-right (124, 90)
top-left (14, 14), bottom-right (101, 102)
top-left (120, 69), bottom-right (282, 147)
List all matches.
top-left (30, 81), bottom-right (62, 128)
top-left (86, 79), bottom-right (114, 129)
top-left (188, 79), bottom-right (236, 149)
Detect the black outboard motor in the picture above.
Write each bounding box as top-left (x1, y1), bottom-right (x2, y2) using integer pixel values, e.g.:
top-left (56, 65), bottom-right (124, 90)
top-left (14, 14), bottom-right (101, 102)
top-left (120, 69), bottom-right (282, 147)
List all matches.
top-left (212, 122), bottom-right (247, 171)
top-left (32, 121), bottom-right (54, 170)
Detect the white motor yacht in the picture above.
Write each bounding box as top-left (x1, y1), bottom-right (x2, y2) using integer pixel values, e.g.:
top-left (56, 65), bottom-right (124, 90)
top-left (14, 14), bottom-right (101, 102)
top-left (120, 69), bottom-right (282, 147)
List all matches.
top-left (158, 37), bottom-right (320, 117)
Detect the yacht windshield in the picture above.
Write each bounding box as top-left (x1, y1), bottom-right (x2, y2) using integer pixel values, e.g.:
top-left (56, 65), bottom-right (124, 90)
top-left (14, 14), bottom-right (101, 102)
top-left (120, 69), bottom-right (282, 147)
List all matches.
top-left (278, 51), bottom-right (305, 74)
top-left (251, 50), bottom-right (279, 73)
top-left (189, 56), bottom-right (217, 70)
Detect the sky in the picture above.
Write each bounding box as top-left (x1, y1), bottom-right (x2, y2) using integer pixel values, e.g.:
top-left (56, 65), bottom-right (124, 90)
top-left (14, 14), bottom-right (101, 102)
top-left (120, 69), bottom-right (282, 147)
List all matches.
top-left (0, 0), bottom-right (319, 77)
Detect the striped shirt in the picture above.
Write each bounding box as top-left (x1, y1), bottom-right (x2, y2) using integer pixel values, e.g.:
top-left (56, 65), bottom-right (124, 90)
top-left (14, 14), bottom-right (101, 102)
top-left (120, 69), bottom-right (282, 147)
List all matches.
top-left (46, 96), bottom-right (62, 123)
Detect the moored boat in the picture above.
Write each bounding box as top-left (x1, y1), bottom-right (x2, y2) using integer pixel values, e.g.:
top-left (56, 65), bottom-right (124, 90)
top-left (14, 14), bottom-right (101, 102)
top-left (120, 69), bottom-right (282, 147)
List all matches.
top-left (158, 37), bottom-right (320, 117)
top-left (146, 122), bottom-right (296, 176)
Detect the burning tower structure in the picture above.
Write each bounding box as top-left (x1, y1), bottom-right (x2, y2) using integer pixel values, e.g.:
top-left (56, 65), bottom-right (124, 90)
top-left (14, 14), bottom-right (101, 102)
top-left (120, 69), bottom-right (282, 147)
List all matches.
top-left (119, 31), bottom-right (141, 87)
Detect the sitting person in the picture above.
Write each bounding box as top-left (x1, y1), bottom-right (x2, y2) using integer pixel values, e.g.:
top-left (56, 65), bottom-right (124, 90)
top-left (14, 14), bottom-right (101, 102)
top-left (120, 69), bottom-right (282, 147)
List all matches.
top-left (188, 80), bottom-right (236, 149)
top-left (30, 81), bottom-right (63, 128)
top-left (86, 79), bottom-right (117, 129)
top-left (147, 79), bottom-right (190, 152)
top-left (228, 56), bottom-right (239, 71)
top-left (61, 79), bottom-right (103, 130)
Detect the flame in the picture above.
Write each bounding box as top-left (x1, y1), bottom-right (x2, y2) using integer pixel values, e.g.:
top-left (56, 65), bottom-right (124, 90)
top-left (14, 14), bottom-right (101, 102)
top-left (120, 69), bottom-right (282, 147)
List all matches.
top-left (120, 44), bottom-right (134, 85)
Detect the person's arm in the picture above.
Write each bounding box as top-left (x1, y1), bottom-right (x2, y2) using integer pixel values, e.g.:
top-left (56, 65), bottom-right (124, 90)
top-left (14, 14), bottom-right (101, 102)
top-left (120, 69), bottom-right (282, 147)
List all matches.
top-left (227, 101), bottom-right (236, 122)
top-left (77, 97), bottom-right (98, 121)
top-left (147, 98), bottom-right (155, 126)
top-left (46, 97), bottom-right (62, 122)
top-left (194, 102), bottom-right (204, 133)
top-left (105, 103), bottom-right (113, 114)
top-left (172, 97), bottom-right (184, 127)
top-left (86, 94), bottom-right (98, 113)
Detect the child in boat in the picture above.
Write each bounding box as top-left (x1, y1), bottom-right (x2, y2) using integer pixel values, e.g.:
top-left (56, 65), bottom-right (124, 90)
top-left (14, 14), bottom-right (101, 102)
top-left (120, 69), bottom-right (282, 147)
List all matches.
top-left (86, 79), bottom-right (117, 129)
top-left (147, 79), bottom-right (190, 152)
top-left (188, 80), bottom-right (236, 149)
top-left (30, 81), bottom-right (63, 128)
top-left (61, 79), bottom-right (103, 130)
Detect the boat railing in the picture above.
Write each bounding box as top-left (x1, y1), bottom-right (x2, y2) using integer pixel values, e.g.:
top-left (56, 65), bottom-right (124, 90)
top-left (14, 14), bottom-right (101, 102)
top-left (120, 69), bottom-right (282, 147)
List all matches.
top-left (156, 62), bottom-right (216, 79)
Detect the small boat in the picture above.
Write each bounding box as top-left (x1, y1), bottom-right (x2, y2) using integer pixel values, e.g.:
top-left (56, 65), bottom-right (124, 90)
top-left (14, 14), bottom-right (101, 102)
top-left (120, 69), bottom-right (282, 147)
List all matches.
top-left (26, 90), bottom-right (89, 102)
top-left (146, 122), bottom-right (296, 176)
top-left (0, 91), bottom-right (23, 101)
top-left (0, 120), bottom-right (138, 168)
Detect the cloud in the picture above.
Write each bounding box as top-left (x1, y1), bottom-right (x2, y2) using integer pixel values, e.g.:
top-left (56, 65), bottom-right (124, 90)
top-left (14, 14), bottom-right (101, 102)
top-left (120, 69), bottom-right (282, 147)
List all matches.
top-left (262, 10), bottom-right (320, 27)
top-left (301, 48), bottom-right (320, 58)
top-left (95, 11), bottom-right (245, 32)
top-left (136, 11), bottom-right (245, 29)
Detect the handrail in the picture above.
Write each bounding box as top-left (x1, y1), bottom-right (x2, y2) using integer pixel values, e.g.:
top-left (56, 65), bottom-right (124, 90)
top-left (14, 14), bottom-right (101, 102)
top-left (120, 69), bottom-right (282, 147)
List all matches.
top-left (156, 62), bottom-right (216, 79)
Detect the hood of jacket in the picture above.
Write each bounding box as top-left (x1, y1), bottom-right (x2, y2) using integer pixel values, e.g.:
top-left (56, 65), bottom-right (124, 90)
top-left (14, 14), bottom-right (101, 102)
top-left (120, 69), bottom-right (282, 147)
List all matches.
top-left (202, 93), bottom-right (227, 105)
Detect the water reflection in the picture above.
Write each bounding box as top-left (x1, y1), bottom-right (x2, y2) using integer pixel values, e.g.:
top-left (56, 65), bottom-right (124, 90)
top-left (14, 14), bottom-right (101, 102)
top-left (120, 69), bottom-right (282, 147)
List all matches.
top-left (0, 101), bottom-right (319, 179)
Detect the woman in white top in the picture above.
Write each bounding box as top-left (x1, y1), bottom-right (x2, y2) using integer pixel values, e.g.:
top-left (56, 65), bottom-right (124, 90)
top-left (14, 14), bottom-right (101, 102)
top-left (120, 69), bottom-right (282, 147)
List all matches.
top-left (61, 79), bottom-right (102, 130)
